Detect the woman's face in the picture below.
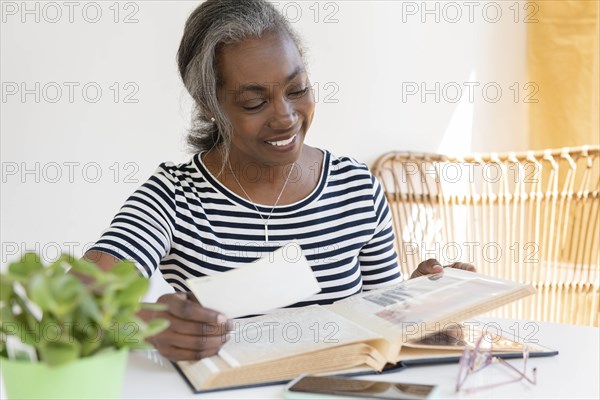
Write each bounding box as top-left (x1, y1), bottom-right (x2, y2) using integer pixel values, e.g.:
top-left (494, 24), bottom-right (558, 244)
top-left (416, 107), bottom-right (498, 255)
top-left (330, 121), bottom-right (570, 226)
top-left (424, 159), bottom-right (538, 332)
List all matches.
top-left (216, 32), bottom-right (315, 166)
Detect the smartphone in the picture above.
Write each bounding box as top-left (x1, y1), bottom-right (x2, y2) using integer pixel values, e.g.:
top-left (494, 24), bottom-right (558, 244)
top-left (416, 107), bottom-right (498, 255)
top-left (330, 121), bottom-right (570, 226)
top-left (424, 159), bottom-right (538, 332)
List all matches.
top-left (284, 375), bottom-right (439, 400)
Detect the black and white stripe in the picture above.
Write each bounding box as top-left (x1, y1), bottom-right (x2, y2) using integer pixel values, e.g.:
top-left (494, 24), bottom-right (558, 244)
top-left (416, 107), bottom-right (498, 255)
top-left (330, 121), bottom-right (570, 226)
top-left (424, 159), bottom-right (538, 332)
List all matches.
top-left (90, 150), bottom-right (402, 305)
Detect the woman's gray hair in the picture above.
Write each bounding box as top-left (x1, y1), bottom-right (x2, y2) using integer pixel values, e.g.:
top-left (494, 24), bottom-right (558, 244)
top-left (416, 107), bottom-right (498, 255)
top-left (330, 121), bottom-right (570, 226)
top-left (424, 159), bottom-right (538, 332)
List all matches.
top-left (177, 0), bottom-right (307, 159)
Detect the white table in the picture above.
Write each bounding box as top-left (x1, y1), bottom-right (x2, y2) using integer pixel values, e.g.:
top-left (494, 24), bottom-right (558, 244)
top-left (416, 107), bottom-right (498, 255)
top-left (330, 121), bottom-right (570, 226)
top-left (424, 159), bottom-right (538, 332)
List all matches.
top-left (122, 319), bottom-right (599, 399)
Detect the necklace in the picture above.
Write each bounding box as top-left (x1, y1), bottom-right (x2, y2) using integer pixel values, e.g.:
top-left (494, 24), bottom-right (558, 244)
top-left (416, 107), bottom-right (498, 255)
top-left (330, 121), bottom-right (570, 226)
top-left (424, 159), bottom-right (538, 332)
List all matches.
top-left (227, 159), bottom-right (295, 243)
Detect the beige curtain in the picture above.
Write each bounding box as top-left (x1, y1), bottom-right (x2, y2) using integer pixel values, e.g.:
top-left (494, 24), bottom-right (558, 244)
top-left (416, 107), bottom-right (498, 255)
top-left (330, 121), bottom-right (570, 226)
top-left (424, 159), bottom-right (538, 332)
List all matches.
top-left (528, 0), bottom-right (600, 149)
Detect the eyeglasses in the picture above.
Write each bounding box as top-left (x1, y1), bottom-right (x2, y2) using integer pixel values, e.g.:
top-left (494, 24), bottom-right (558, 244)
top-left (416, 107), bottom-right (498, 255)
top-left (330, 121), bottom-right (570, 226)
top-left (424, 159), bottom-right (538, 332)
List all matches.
top-left (455, 334), bottom-right (537, 393)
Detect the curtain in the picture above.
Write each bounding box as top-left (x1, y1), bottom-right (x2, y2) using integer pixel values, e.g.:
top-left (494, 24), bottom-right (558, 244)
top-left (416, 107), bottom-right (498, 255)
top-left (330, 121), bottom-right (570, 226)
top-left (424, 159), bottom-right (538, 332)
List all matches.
top-left (528, 0), bottom-right (600, 149)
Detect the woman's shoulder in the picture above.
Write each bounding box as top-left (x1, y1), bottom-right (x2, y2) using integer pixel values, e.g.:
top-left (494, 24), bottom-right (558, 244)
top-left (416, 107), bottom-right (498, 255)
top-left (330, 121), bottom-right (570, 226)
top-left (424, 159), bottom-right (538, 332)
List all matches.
top-left (156, 154), bottom-right (198, 176)
top-left (321, 149), bottom-right (371, 175)
top-left (149, 154), bottom-right (204, 184)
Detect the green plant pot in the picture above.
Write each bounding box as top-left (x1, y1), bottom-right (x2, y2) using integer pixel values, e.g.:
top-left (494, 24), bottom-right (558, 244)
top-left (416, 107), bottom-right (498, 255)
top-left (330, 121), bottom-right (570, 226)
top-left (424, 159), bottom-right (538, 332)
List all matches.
top-left (1, 348), bottom-right (129, 400)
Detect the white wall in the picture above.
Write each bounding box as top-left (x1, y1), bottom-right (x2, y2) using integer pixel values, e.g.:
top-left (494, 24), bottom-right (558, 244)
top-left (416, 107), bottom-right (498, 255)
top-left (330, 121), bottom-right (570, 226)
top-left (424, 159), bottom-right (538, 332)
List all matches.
top-left (1, 1), bottom-right (529, 299)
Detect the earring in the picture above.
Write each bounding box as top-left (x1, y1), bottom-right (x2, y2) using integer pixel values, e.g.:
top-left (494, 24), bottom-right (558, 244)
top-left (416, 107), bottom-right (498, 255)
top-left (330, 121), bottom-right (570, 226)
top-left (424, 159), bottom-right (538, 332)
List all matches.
top-left (210, 117), bottom-right (216, 122)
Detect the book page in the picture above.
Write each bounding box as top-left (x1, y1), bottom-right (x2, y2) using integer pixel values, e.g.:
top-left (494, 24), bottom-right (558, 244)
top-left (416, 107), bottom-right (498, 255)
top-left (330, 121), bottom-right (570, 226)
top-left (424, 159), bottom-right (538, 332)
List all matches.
top-left (328, 269), bottom-right (535, 345)
top-left (205, 305), bottom-right (383, 369)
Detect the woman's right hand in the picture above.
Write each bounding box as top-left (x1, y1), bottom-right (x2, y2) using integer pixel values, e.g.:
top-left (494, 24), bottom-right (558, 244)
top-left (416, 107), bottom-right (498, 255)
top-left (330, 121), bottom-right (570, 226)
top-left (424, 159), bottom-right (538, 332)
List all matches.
top-left (147, 292), bottom-right (232, 361)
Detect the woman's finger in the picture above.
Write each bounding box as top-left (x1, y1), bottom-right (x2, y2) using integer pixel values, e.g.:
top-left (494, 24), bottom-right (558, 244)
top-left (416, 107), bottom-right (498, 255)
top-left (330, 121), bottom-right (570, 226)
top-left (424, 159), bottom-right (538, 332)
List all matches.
top-left (151, 327), bottom-right (230, 361)
top-left (418, 258), bottom-right (444, 274)
top-left (444, 262), bottom-right (477, 272)
top-left (159, 292), bottom-right (229, 324)
top-left (410, 258), bottom-right (444, 279)
top-left (168, 316), bottom-right (231, 336)
top-left (169, 332), bottom-right (229, 351)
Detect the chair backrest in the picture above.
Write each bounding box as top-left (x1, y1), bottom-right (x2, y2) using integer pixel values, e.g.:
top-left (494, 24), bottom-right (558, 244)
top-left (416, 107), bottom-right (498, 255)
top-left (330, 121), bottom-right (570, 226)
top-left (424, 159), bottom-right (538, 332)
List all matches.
top-left (372, 146), bottom-right (600, 326)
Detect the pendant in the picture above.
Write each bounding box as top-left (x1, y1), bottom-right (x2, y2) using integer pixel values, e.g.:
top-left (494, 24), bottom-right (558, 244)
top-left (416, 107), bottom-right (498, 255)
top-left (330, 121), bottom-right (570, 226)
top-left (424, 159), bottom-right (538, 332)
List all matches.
top-left (264, 224), bottom-right (269, 243)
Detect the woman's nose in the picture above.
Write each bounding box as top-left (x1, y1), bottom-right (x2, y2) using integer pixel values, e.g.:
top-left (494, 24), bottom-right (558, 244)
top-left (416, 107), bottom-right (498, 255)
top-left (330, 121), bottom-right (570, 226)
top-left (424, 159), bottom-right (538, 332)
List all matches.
top-left (269, 96), bottom-right (298, 129)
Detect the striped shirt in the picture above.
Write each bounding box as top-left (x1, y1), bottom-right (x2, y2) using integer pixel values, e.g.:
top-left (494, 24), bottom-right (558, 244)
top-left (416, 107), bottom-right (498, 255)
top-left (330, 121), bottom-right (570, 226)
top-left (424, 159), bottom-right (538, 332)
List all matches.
top-left (90, 149), bottom-right (402, 305)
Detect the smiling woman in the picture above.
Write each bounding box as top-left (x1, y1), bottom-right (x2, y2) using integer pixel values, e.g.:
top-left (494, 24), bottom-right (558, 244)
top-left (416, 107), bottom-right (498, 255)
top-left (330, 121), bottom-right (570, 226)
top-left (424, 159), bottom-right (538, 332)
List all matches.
top-left (82, 0), bottom-right (474, 363)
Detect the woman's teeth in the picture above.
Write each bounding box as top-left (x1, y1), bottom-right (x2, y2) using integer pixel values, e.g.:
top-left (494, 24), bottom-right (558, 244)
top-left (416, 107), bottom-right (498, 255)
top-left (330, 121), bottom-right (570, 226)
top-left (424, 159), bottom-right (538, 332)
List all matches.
top-left (267, 134), bottom-right (296, 147)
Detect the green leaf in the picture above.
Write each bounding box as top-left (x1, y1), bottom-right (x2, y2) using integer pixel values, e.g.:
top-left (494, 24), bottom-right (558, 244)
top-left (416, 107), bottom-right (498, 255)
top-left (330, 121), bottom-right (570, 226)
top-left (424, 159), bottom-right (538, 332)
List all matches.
top-left (77, 292), bottom-right (102, 323)
top-left (48, 275), bottom-right (83, 317)
top-left (67, 257), bottom-right (103, 280)
top-left (143, 319), bottom-right (170, 338)
top-left (1, 311), bottom-right (28, 338)
top-left (47, 256), bottom-right (70, 276)
top-left (115, 278), bottom-right (148, 306)
top-left (28, 274), bottom-right (59, 315)
top-left (1, 312), bottom-right (39, 348)
top-left (109, 261), bottom-right (138, 278)
top-left (39, 340), bottom-right (81, 367)
top-left (80, 335), bottom-right (102, 356)
top-left (0, 278), bottom-right (14, 303)
top-left (12, 291), bottom-right (42, 332)
top-left (37, 316), bottom-right (67, 350)
top-left (7, 253), bottom-right (44, 280)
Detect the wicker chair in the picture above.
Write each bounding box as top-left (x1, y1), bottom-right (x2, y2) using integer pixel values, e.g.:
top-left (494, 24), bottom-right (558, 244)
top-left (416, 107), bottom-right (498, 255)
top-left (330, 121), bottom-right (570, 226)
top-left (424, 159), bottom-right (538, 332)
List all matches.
top-left (372, 146), bottom-right (600, 327)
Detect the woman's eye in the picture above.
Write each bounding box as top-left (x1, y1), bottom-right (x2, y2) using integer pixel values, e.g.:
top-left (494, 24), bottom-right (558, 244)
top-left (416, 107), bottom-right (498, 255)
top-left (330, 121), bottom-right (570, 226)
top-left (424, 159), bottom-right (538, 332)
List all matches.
top-left (242, 102), bottom-right (266, 111)
top-left (241, 87), bottom-right (309, 110)
top-left (288, 87), bottom-right (309, 98)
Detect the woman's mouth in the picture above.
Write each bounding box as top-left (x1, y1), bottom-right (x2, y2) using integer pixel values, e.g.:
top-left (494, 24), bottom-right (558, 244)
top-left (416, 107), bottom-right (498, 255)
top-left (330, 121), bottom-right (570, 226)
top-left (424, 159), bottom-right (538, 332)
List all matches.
top-left (265, 133), bottom-right (298, 147)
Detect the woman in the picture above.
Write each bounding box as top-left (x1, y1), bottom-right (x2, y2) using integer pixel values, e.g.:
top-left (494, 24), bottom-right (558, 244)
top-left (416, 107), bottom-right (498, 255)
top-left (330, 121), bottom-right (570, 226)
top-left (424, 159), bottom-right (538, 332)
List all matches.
top-left (85, 0), bottom-right (474, 362)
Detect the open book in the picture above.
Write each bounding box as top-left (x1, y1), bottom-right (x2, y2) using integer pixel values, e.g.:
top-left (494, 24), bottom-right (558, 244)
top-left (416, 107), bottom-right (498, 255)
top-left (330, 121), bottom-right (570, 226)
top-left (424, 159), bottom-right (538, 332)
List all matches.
top-left (176, 268), bottom-right (555, 392)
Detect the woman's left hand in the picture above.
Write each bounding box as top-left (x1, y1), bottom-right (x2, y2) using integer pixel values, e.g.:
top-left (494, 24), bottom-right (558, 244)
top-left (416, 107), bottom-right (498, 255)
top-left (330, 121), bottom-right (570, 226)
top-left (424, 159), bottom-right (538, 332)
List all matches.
top-left (410, 258), bottom-right (476, 279)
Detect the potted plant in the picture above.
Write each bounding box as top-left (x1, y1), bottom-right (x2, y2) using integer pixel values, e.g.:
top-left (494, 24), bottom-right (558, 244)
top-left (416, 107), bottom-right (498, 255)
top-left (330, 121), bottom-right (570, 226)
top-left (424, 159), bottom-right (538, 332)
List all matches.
top-left (0, 253), bottom-right (168, 399)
